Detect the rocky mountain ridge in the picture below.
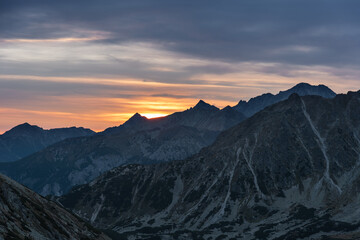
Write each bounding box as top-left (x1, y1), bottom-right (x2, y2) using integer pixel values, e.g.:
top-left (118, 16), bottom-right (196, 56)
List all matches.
top-left (0, 83), bottom-right (337, 197)
top-left (60, 90), bottom-right (360, 239)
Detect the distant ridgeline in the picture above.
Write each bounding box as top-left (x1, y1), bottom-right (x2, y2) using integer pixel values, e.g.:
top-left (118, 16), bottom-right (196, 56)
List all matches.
top-left (0, 83), bottom-right (336, 196)
top-left (0, 123), bottom-right (94, 162)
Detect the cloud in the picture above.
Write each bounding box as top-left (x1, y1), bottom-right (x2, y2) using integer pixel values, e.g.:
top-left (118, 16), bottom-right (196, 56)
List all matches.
top-left (151, 93), bottom-right (195, 99)
top-left (1, 0), bottom-right (360, 132)
top-left (2, 0), bottom-right (360, 67)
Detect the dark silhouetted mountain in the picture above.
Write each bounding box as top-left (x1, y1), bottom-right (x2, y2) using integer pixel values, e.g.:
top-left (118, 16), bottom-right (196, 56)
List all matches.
top-left (0, 174), bottom-right (110, 240)
top-left (0, 101), bottom-right (246, 196)
top-left (102, 112), bottom-right (150, 135)
top-left (60, 90), bottom-right (360, 239)
top-left (0, 123), bottom-right (94, 162)
top-left (194, 99), bottom-right (219, 111)
top-left (234, 82), bottom-right (336, 117)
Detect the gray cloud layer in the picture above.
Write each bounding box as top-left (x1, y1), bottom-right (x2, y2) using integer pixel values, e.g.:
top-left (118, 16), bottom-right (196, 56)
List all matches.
top-left (2, 0), bottom-right (360, 67)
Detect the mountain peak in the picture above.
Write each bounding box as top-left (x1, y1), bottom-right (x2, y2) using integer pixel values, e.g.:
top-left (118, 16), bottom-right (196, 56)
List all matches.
top-left (3, 123), bottom-right (43, 137)
top-left (293, 82), bottom-right (311, 89)
top-left (123, 113), bottom-right (148, 127)
top-left (285, 82), bottom-right (336, 97)
top-left (130, 112), bottom-right (143, 119)
top-left (193, 100), bottom-right (219, 111)
top-left (15, 122), bottom-right (35, 129)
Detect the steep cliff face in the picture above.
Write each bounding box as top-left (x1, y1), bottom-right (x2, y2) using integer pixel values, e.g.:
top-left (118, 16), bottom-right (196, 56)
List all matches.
top-left (0, 174), bottom-right (110, 240)
top-left (60, 91), bottom-right (360, 239)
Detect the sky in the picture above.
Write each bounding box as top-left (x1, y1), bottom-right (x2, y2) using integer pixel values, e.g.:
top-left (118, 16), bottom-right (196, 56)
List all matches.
top-left (1, 0), bottom-right (360, 133)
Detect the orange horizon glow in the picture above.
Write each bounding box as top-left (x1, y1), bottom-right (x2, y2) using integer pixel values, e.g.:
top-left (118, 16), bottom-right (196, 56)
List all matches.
top-left (0, 96), bottom-right (227, 134)
top-left (3, 4), bottom-right (360, 138)
top-left (2, 72), bottom-right (359, 134)
top-left (1, 68), bottom-right (360, 135)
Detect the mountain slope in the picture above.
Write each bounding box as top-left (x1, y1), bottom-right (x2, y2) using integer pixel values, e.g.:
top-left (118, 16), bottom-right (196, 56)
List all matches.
top-left (60, 91), bottom-right (360, 239)
top-left (234, 82), bottom-right (336, 117)
top-left (0, 173), bottom-right (109, 240)
top-left (0, 101), bottom-right (245, 196)
top-left (0, 123), bottom-right (94, 162)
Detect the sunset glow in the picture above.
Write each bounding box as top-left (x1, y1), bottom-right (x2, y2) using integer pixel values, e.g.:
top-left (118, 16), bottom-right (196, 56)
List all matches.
top-left (1, 1), bottom-right (360, 133)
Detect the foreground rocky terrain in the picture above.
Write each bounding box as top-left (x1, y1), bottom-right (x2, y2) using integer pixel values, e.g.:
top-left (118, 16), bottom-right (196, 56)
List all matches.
top-left (0, 173), bottom-right (109, 240)
top-left (0, 83), bottom-right (335, 197)
top-left (60, 91), bottom-right (360, 239)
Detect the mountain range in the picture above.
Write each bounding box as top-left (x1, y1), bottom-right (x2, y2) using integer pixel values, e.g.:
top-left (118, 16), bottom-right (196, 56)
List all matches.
top-left (0, 83), bottom-right (336, 197)
top-left (0, 123), bottom-right (94, 162)
top-left (0, 101), bottom-right (245, 196)
top-left (1, 82), bottom-right (357, 240)
top-left (59, 90), bottom-right (360, 240)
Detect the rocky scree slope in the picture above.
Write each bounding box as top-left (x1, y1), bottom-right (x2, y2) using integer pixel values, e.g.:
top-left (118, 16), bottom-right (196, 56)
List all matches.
top-left (0, 174), bottom-right (109, 240)
top-left (60, 91), bottom-right (360, 240)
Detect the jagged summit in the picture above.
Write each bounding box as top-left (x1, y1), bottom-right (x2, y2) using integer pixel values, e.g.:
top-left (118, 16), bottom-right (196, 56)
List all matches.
top-left (123, 112), bottom-right (148, 126)
top-left (193, 100), bottom-right (219, 111)
top-left (129, 112), bottom-right (146, 120)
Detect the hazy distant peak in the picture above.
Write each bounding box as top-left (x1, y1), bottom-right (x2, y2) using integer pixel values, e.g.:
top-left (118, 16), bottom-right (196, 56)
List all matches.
top-left (3, 122), bottom-right (43, 137)
top-left (14, 122), bottom-right (41, 130)
top-left (193, 100), bottom-right (219, 111)
top-left (0, 123), bottom-right (95, 162)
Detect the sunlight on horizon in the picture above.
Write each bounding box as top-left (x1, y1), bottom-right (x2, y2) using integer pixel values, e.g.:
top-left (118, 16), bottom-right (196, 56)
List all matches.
top-left (141, 113), bottom-right (168, 119)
